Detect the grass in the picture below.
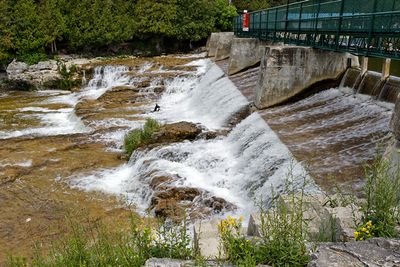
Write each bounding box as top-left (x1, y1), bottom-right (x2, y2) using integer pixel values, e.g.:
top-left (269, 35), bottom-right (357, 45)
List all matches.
top-left (355, 156), bottom-right (400, 239)
top-left (218, 174), bottom-right (310, 267)
top-left (124, 118), bottom-right (161, 157)
top-left (7, 215), bottom-right (193, 267)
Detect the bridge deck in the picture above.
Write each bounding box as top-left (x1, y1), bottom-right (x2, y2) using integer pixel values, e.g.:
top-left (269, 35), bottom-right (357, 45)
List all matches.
top-left (234, 0), bottom-right (400, 59)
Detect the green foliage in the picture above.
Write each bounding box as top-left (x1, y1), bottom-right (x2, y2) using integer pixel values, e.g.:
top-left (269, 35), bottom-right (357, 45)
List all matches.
top-left (7, 216), bottom-right (193, 267)
top-left (134, 0), bottom-right (178, 38)
top-left (232, 0), bottom-right (270, 11)
top-left (124, 118), bottom-right (161, 157)
top-left (176, 0), bottom-right (217, 41)
top-left (18, 52), bottom-right (48, 66)
top-left (0, 0), bottom-right (239, 60)
top-left (218, 175), bottom-right (310, 267)
top-left (55, 63), bottom-right (79, 90)
top-left (358, 156), bottom-right (400, 239)
top-left (214, 0), bottom-right (238, 32)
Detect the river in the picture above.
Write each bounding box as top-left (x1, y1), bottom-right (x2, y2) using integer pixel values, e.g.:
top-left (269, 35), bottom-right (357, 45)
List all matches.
top-left (0, 54), bottom-right (394, 261)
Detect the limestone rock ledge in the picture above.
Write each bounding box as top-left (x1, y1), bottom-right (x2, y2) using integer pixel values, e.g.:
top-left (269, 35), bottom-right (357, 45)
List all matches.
top-left (6, 56), bottom-right (99, 89)
top-left (255, 46), bottom-right (359, 109)
top-left (308, 238), bottom-right (400, 267)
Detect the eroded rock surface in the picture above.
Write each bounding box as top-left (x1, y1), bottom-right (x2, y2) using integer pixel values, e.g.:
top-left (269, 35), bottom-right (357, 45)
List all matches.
top-left (150, 122), bottom-right (202, 145)
top-left (308, 238), bottom-right (400, 267)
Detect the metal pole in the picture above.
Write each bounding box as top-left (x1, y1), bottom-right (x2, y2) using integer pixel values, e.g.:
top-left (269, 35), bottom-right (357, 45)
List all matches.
top-left (335, 0), bottom-right (345, 51)
top-left (366, 0), bottom-right (378, 56)
top-left (285, 0), bottom-right (290, 42)
top-left (297, 2), bottom-right (303, 42)
top-left (313, 0), bottom-right (321, 47)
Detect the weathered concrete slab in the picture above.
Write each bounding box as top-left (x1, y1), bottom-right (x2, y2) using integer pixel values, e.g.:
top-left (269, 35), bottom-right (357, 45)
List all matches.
top-left (228, 38), bottom-right (265, 75)
top-left (247, 194), bottom-right (361, 242)
top-left (214, 32), bottom-right (234, 61)
top-left (308, 238), bottom-right (400, 267)
top-left (255, 46), bottom-right (359, 109)
top-left (207, 33), bottom-right (221, 57)
top-left (391, 93), bottom-right (400, 140)
top-left (193, 218), bottom-right (223, 259)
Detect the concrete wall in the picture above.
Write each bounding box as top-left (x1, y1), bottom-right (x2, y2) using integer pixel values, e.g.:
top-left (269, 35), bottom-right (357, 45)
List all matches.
top-left (255, 46), bottom-right (359, 109)
top-left (207, 32), bottom-right (234, 61)
top-left (228, 38), bottom-right (266, 75)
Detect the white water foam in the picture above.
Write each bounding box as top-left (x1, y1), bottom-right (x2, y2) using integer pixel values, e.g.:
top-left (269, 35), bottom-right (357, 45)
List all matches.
top-left (150, 60), bottom-right (249, 130)
top-left (73, 61), bottom-right (318, 216)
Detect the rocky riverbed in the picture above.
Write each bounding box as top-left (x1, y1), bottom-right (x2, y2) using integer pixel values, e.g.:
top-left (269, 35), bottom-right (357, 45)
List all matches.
top-left (0, 54), bottom-right (217, 262)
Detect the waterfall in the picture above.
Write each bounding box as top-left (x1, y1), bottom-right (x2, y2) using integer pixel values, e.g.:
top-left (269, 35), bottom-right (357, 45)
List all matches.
top-left (152, 62), bottom-right (250, 130)
top-left (73, 60), bottom-right (319, 216)
top-left (80, 65), bottom-right (132, 100)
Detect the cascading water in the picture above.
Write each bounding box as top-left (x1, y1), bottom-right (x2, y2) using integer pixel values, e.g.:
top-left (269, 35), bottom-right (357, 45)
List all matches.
top-left (74, 59), bottom-right (318, 217)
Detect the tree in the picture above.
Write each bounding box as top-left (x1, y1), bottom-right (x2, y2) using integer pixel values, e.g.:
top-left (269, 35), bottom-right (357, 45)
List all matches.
top-left (176, 0), bottom-right (216, 42)
top-left (9, 0), bottom-right (47, 57)
top-left (214, 0), bottom-right (238, 32)
top-left (134, 0), bottom-right (178, 38)
top-left (0, 0), bottom-right (13, 64)
top-left (39, 0), bottom-right (65, 53)
top-left (232, 0), bottom-right (270, 11)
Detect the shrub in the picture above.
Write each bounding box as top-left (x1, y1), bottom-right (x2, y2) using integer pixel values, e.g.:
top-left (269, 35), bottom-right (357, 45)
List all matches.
top-left (218, 175), bottom-right (310, 267)
top-left (18, 52), bottom-right (48, 65)
top-left (356, 156), bottom-right (400, 239)
top-left (7, 215), bottom-right (192, 267)
top-left (124, 118), bottom-right (161, 157)
top-left (55, 63), bottom-right (80, 90)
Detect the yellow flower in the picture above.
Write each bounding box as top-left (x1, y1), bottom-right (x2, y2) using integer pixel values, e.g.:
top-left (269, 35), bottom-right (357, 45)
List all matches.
top-left (354, 231), bottom-right (359, 238)
top-left (361, 227), bottom-right (367, 232)
top-left (366, 221), bottom-right (372, 227)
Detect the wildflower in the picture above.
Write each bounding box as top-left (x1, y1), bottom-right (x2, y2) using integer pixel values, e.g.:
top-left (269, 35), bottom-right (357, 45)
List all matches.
top-left (354, 231), bottom-right (359, 238)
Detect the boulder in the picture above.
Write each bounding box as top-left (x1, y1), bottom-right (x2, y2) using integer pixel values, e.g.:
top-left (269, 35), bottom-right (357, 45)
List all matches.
top-left (326, 205), bottom-right (361, 242)
top-left (228, 38), bottom-right (265, 75)
top-left (150, 122), bottom-right (202, 145)
top-left (6, 60), bottom-right (28, 77)
top-left (308, 238), bottom-right (400, 267)
top-left (255, 46), bottom-right (359, 109)
top-left (214, 32), bottom-right (234, 61)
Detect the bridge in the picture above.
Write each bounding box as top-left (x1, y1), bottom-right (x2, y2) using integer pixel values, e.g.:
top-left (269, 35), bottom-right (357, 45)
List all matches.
top-left (233, 0), bottom-right (400, 59)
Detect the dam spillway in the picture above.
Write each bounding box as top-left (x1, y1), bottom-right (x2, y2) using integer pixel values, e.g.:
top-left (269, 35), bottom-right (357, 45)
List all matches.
top-left (0, 53), bottom-right (396, 260)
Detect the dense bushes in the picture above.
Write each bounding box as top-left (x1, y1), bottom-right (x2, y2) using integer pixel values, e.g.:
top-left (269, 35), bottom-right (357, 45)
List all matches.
top-left (0, 0), bottom-right (239, 65)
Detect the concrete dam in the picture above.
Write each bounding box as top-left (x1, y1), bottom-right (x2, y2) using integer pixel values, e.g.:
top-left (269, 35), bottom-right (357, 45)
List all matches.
top-left (208, 32), bottom-right (400, 195)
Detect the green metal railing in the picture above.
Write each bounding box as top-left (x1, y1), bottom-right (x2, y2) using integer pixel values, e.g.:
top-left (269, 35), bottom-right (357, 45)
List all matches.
top-left (234, 0), bottom-right (400, 59)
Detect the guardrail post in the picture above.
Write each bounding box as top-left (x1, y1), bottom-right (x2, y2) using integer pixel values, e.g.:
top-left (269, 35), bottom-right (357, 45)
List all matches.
top-left (297, 2), bottom-right (303, 42)
top-left (366, 0), bottom-right (378, 56)
top-left (313, 1), bottom-right (321, 47)
top-left (259, 11), bottom-right (262, 39)
top-left (335, 0), bottom-right (345, 51)
top-left (274, 8), bottom-right (278, 42)
top-left (285, 0), bottom-right (290, 42)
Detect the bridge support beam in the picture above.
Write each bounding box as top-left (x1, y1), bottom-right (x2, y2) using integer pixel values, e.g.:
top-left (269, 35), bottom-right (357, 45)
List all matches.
top-left (255, 46), bottom-right (359, 109)
top-left (227, 38), bottom-right (267, 75)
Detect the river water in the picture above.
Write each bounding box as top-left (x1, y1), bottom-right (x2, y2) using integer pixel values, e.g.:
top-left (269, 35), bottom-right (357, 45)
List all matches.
top-left (0, 54), bottom-right (394, 260)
